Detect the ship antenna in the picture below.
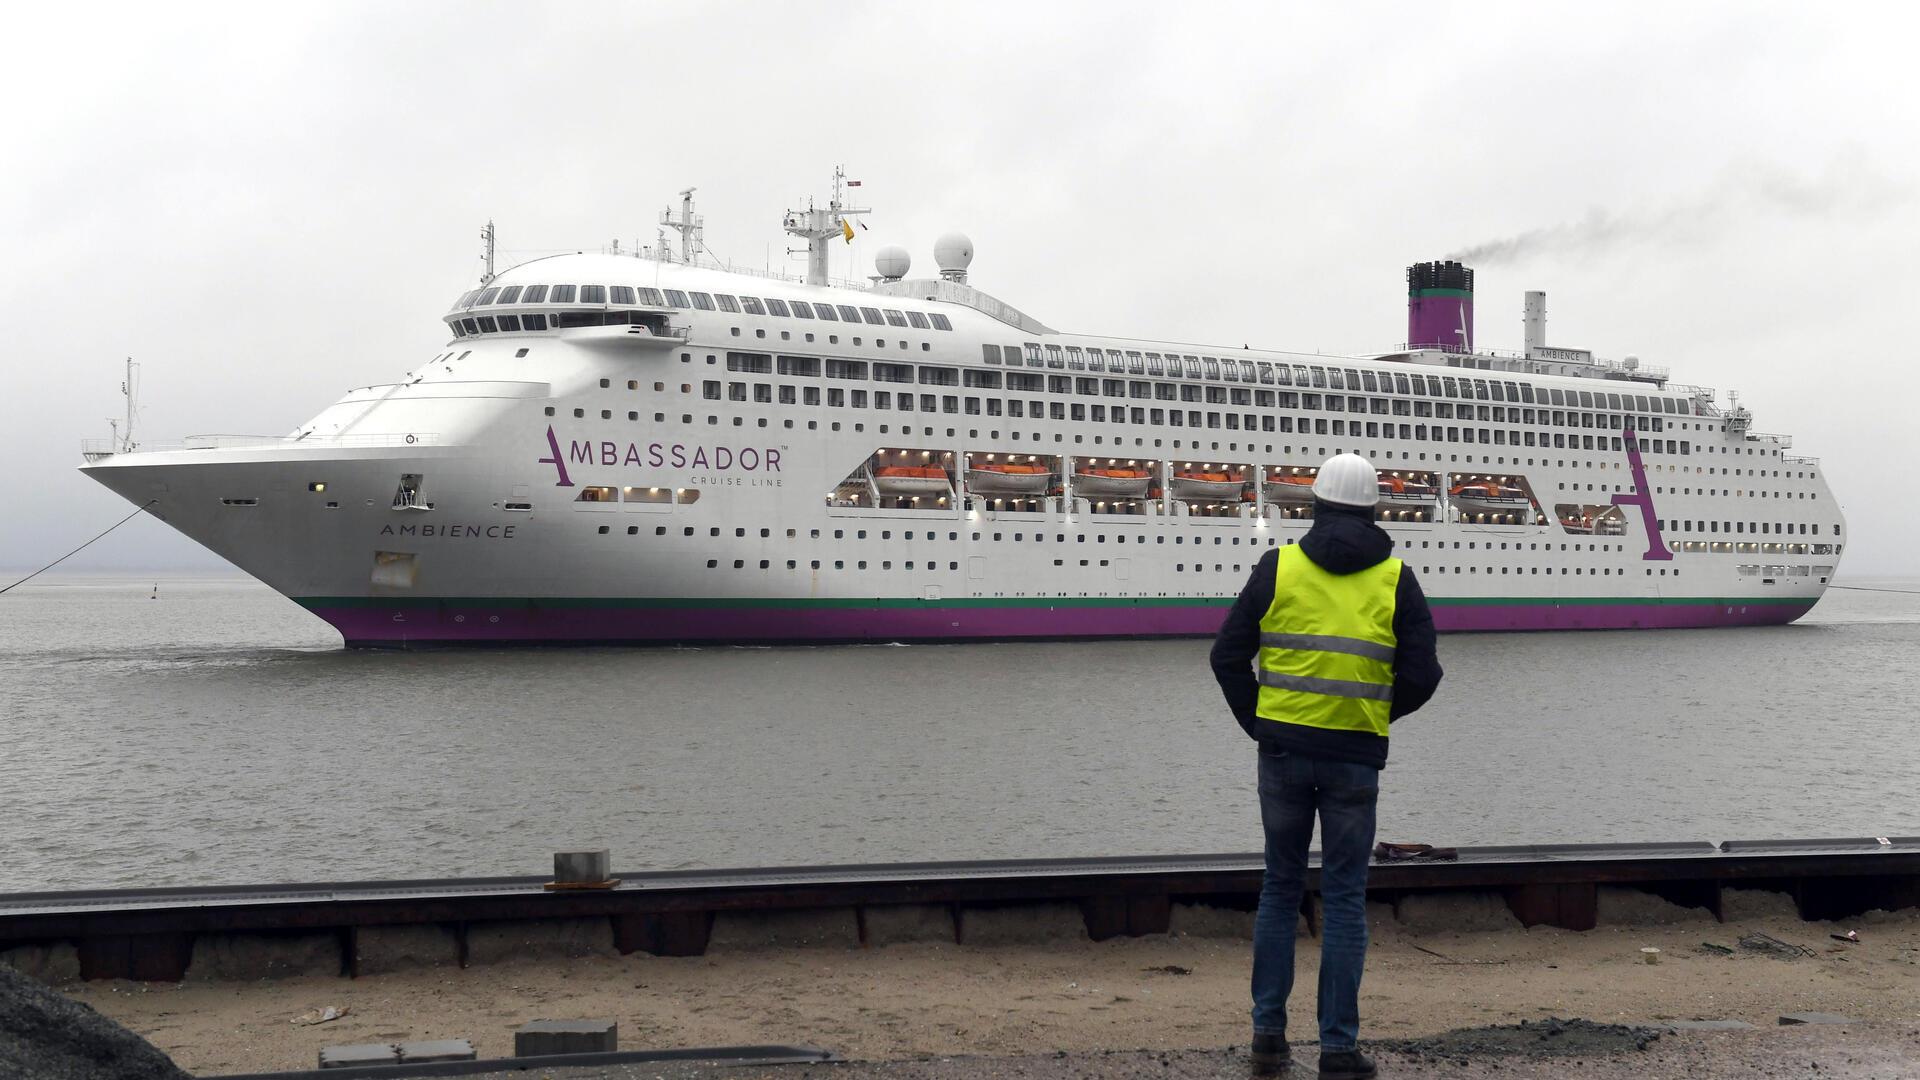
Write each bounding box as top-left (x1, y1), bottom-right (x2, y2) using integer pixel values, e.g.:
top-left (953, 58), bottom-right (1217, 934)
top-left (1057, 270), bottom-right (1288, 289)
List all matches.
top-left (662, 188), bottom-right (703, 265)
top-left (479, 219), bottom-right (496, 284)
top-left (119, 357), bottom-right (140, 453)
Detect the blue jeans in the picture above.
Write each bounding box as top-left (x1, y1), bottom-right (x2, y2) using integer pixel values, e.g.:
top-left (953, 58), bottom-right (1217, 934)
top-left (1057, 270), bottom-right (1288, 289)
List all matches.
top-left (1251, 749), bottom-right (1379, 1051)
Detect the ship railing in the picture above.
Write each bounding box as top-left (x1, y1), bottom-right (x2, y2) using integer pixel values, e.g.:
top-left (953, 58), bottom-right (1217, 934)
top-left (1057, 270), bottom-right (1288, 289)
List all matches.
top-left (1746, 431), bottom-right (1793, 448)
top-left (1783, 454), bottom-right (1821, 466)
top-left (80, 433), bottom-right (442, 457)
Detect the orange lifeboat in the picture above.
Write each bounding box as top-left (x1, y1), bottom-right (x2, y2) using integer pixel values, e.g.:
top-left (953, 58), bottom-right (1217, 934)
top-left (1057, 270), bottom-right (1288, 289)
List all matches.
top-left (1170, 469), bottom-right (1244, 501)
top-left (966, 461), bottom-right (1053, 495)
top-left (1072, 466), bottom-right (1153, 498)
top-left (872, 465), bottom-right (953, 496)
top-left (1263, 472), bottom-right (1317, 507)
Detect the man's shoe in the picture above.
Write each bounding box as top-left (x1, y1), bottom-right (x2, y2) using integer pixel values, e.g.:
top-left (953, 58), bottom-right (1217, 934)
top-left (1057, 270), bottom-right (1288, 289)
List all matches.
top-left (1317, 1049), bottom-right (1377, 1079)
top-left (1251, 1033), bottom-right (1292, 1072)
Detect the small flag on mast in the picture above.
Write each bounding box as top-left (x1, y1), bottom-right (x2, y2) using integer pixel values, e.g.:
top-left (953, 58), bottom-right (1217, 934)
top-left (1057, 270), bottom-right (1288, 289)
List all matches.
top-left (842, 219), bottom-right (855, 243)
top-left (846, 180), bottom-right (862, 187)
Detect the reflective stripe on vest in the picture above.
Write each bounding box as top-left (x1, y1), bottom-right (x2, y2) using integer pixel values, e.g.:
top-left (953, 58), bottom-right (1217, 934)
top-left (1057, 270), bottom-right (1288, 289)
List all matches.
top-left (1255, 544), bottom-right (1401, 737)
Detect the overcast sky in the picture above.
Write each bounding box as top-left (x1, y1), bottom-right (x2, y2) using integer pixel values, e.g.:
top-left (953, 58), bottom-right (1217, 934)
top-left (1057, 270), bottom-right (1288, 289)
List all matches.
top-left (3, 1), bottom-right (1913, 578)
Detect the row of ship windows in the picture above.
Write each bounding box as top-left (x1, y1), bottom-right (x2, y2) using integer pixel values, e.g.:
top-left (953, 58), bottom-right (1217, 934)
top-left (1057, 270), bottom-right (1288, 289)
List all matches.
top-left (708, 354), bottom-right (1685, 438)
top-left (672, 556), bottom-right (1674, 577)
top-left (451, 283), bottom-right (954, 331)
top-left (602, 524), bottom-right (1636, 553)
top-left (981, 343), bottom-right (1695, 417)
top-left (564, 398), bottom-right (1809, 485)
top-left (595, 522), bottom-right (1827, 549)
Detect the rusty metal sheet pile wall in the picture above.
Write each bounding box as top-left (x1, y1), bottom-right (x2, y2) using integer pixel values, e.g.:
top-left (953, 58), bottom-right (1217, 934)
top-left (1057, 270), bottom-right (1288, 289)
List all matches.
top-left (2, 839), bottom-right (1915, 981)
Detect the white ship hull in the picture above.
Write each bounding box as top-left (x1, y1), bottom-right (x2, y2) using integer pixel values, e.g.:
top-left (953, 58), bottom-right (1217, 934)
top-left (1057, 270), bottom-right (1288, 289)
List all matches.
top-left (79, 248), bottom-right (1843, 647)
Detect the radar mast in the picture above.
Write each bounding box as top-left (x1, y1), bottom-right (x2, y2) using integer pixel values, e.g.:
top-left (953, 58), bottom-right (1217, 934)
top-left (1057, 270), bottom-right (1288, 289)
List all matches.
top-left (661, 188), bottom-right (703, 264)
top-left (783, 167), bottom-right (867, 285)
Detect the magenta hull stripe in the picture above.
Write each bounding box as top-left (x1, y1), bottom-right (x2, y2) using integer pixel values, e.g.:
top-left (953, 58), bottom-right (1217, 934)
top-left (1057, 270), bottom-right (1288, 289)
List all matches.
top-left (303, 598), bottom-right (1816, 646)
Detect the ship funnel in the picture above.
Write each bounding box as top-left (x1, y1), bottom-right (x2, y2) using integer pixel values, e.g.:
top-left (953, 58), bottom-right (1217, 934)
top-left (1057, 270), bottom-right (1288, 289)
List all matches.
top-left (1407, 260), bottom-right (1473, 353)
top-left (1523, 290), bottom-right (1546, 356)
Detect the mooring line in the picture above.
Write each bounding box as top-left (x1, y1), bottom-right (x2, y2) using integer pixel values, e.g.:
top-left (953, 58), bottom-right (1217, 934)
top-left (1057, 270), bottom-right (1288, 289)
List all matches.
top-left (0, 500), bottom-right (157, 596)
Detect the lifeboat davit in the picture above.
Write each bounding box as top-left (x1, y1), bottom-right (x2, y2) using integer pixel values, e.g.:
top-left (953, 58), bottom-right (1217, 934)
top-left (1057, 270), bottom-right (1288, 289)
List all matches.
top-left (1263, 473), bottom-right (1317, 507)
top-left (965, 462), bottom-right (1052, 495)
top-left (1449, 481), bottom-right (1530, 517)
top-left (872, 465), bottom-right (953, 496)
top-left (1169, 470), bottom-right (1244, 501)
top-left (1072, 467), bottom-right (1152, 498)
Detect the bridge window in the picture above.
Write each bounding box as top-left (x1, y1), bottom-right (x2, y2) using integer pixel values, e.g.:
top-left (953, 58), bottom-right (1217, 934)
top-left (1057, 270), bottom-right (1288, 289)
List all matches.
top-left (495, 286), bottom-right (522, 304)
top-left (610, 286), bottom-right (635, 304)
top-left (739, 297), bottom-right (765, 315)
top-left (712, 294), bottom-right (738, 312)
top-left (789, 301), bottom-right (814, 318)
top-left (765, 298), bottom-right (791, 317)
top-left (813, 303), bottom-right (838, 321)
top-left (860, 307), bottom-right (887, 325)
top-left (580, 285), bottom-right (607, 304)
top-left (883, 309), bottom-right (909, 327)
top-left (930, 313), bottom-right (952, 330)
top-left (550, 285), bottom-right (577, 303)
top-left (664, 290), bottom-right (691, 307)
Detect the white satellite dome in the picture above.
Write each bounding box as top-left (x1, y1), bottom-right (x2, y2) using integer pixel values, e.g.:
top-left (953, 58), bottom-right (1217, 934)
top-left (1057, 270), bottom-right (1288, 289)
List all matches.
top-left (874, 245), bottom-right (911, 280)
top-left (1622, 354), bottom-right (1641, 370)
top-left (933, 232), bottom-right (973, 282)
top-left (934, 232), bottom-right (974, 271)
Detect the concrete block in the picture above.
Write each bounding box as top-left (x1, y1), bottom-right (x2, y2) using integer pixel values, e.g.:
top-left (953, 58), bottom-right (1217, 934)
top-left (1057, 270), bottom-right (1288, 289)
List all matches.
top-left (957, 903), bottom-right (1085, 945)
top-left (0, 943), bottom-right (81, 985)
top-left (1168, 902), bottom-right (1254, 939)
top-left (710, 907), bottom-right (858, 950)
top-left (1668, 1019), bottom-right (1756, 1031)
top-left (1168, 902), bottom-right (1316, 940)
top-left (355, 924), bottom-right (458, 975)
top-left (1778, 1012), bottom-right (1855, 1025)
top-left (1396, 891), bottom-right (1522, 934)
top-left (190, 932), bottom-right (339, 981)
top-left (466, 918), bottom-right (617, 964)
top-left (554, 850), bottom-right (611, 884)
top-left (863, 904), bottom-right (955, 946)
top-left (319, 1043), bottom-right (399, 1069)
top-left (1722, 888), bottom-right (1799, 922)
top-left (398, 1038), bottom-right (475, 1062)
top-left (515, 1018), bottom-right (618, 1056)
top-left (1598, 886), bottom-right (1707, 926)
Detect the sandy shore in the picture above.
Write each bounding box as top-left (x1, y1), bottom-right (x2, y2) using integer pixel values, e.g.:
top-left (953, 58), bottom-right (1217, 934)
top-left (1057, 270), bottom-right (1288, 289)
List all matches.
top-left (64, 890), bottom-right (1920, 1076)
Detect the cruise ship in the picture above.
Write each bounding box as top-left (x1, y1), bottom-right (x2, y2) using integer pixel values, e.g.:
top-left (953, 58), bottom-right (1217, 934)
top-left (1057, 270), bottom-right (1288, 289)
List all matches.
top-left (81, 179), bottom-right (1844, 646)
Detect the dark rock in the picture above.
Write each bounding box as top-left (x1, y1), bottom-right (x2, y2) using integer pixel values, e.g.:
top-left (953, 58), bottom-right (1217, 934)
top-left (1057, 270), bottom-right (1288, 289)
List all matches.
top-left (1778, 1012), bottom-right (1856, 1025)
top-left (0, 964), bottom-right (190, 1080)
top-left (1378, 1017), bottom-right (1664, 1059)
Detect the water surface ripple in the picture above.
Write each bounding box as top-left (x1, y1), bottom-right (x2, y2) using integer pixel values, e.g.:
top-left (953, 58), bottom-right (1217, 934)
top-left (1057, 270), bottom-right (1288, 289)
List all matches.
top-left (2, 575), bottom-right (1916, 891)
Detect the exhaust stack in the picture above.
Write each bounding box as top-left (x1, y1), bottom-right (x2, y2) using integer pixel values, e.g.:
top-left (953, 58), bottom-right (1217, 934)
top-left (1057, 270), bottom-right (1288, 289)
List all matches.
top-left (1523, 290), bottom-right (1546, 357)
top-left (1407, 260), bottom-right (1474, 352)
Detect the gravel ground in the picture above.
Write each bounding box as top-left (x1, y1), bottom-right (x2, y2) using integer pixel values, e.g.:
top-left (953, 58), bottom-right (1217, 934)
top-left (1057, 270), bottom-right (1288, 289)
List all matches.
top-left (440, 1023), bottom-right (1920, 1080)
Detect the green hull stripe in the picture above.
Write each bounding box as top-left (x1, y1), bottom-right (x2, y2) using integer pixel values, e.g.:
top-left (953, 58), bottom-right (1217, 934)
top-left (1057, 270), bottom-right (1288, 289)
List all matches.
top-left (295, 594), bottom-right (1815, 612)
top-left (1411, 287), bottom-right (1473, 299)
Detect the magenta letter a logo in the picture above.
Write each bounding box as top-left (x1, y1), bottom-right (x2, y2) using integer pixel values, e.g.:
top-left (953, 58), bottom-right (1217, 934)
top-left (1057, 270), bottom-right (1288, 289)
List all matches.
top-left (539, 425), bottom-right (574, 487)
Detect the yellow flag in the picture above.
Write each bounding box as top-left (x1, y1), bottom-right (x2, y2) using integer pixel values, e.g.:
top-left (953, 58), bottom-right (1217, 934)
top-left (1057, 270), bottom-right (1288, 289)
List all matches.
top-left (842, 219), bottom-right (855, 243)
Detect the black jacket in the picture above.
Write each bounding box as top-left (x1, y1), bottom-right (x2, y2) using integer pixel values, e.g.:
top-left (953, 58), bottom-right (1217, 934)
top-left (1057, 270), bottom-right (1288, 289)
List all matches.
top-left (1209, 501), bottom-right (1443, 769)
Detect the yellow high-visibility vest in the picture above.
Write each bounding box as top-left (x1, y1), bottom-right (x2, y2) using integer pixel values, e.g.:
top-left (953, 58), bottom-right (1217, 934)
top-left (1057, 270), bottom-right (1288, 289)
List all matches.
top-left (1255, 544), bottom-right (1401, 737)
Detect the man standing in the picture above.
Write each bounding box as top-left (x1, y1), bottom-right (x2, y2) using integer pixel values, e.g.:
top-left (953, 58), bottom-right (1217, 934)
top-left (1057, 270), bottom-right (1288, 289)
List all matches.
top-left (1211, 453), bottom-right (1443, 1078)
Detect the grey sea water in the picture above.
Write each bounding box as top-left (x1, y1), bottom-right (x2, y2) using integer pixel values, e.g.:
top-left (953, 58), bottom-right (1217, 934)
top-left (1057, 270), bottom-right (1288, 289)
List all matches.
top-left (2, 573), bottom-right (1917, 893)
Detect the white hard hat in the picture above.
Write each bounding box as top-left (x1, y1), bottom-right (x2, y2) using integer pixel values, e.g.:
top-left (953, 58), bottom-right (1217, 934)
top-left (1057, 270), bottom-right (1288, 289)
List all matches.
top-left (1312, 453), bottom-right (1379, 507)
